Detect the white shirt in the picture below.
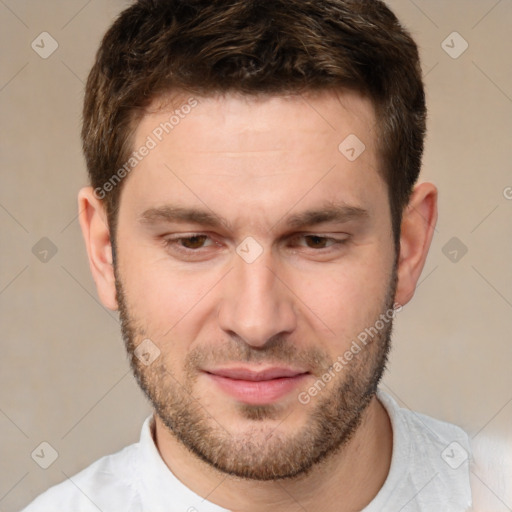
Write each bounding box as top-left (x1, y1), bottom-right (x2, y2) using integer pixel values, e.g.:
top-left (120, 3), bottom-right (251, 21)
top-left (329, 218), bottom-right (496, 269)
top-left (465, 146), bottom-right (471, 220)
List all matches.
top-left (22, 390), bottom-right (473, 511)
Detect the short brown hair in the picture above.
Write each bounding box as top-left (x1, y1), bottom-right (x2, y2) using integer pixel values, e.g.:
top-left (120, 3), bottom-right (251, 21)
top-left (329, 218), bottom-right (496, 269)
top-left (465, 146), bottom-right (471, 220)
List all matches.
top-left (82, 0), bottom-right (426, 247)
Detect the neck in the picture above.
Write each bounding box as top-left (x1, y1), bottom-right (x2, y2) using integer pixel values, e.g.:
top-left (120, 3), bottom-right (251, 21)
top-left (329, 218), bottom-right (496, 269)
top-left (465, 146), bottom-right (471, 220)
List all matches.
top-left (153, 394), bottom-right (393, 512)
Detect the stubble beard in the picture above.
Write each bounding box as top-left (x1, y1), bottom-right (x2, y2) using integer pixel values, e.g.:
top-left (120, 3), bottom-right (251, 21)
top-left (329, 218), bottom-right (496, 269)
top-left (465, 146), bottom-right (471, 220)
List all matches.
top-left (114, 264), bottom-right (397, 481)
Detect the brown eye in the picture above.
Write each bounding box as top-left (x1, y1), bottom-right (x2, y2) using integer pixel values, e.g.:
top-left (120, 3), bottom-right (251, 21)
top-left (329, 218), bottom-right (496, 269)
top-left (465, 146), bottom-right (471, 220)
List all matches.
top-left (287, 233), bottom-right (349, 252)
top-left (180, 235), bottom-right (208, 249)
top-left (304, 235), bottom-right (330, 249)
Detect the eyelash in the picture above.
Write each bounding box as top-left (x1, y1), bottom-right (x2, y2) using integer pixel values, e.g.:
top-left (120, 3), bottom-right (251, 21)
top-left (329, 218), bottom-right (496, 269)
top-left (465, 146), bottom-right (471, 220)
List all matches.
top-left (162, 233), bottom-right (349, 255)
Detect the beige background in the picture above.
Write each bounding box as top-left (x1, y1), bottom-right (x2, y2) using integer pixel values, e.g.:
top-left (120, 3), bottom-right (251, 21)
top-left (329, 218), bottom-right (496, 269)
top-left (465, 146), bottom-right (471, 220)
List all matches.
top-left (1, 1), bottom-right (511, 510)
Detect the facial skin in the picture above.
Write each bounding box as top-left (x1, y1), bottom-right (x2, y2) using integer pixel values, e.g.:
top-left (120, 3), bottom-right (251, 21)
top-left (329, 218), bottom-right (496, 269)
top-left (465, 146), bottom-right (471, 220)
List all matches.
top-left (79, 90), bottom-right (437, 511)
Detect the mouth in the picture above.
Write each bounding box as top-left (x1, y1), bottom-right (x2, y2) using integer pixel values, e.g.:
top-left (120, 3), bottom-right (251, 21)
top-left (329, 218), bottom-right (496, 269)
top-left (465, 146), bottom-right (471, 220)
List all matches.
top-left (203, 366), bottom-right (310, 405)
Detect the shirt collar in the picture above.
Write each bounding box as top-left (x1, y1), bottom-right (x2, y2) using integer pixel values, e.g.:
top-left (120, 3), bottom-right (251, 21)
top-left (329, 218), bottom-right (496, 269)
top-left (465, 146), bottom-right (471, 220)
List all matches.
top-left (134, 413), bottom-right (229, 511)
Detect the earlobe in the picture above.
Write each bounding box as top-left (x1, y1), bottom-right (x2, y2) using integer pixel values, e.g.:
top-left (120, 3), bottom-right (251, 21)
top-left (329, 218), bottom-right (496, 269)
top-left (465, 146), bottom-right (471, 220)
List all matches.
top-left (78, 187), bottom-right (118, 311)
top-left (394, 182), bottom-right (438, 307)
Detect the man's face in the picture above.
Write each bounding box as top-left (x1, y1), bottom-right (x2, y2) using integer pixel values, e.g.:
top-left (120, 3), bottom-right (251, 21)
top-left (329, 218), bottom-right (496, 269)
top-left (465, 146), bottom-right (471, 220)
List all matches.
top-left (113, 91), bottom-right (397, 480)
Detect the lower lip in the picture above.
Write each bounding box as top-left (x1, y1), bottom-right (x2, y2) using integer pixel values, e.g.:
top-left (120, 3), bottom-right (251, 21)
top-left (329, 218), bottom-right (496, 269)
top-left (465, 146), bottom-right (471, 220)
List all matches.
top-left (205, 373), bottom-right (309, 405)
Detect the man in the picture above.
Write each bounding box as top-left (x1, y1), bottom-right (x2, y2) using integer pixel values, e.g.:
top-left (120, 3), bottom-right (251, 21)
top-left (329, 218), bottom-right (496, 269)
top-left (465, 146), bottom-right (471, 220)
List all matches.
top-left (23, 0), bottom-right (473, 510)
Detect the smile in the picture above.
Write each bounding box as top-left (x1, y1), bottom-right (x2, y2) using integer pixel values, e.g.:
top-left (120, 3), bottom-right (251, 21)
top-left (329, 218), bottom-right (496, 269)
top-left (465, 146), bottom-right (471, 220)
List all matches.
top-left (203, 367), bottom-right (310, 405)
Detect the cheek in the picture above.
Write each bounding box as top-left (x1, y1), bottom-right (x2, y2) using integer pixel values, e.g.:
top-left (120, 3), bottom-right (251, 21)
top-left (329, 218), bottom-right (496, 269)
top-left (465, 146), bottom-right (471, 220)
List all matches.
top-left (117, 230), bottom-right (194, 322)
top-left (121, 256), bottom-right (224, 348)
top-left (289, 252), bottom-right (392, 346)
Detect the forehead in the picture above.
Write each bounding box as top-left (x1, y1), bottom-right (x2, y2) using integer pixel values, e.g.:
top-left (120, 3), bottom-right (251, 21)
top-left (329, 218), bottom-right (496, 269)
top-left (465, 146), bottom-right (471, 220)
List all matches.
top-left (139, 89), bottom-right (378, 156)
top-left (120, 90), bottom-right (386, 228)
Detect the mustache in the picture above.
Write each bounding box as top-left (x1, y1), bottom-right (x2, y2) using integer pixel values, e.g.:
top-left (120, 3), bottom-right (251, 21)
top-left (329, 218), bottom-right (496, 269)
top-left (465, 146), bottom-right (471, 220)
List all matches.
top-left (184, 336), bottom-right (331, 376)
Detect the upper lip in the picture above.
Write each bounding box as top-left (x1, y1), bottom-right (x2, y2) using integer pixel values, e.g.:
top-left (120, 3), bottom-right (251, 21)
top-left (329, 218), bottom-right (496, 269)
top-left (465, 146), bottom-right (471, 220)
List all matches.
top-left (204, 367), bottom-right (308, 381)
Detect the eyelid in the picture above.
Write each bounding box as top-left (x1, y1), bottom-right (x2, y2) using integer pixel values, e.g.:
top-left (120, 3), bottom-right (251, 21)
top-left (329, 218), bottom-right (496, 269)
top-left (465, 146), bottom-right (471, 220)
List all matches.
top-left (162, 232), bottom-right (351, 254)
top-left (288, 233), bottom-right (350, 247)
top-left (292, 231), bottom-right (350, 238)
top-left (163, 232), bottom-right (218, 247)
top-left (163, 231), bottom-right (349, 241)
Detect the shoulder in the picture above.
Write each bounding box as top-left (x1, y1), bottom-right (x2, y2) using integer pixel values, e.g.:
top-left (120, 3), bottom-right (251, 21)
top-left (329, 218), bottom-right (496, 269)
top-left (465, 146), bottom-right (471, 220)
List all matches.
top-left (373, 390), bottom-right (472, 511)
top-left (391, 396), bottom-right (470, 450)
top-left (21, 441), bottom-right (142, 512)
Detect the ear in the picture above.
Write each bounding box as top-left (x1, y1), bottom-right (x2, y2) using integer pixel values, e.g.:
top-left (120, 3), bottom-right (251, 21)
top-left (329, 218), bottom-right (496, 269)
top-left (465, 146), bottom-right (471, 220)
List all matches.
top-left (78, 187), bottom-right (118, 311)
top-left (395, 182), bottom-right (438, 307)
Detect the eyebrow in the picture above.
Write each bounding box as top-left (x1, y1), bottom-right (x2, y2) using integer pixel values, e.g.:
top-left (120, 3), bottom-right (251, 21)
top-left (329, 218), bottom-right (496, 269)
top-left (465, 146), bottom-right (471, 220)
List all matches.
top-left (283, 203), bottom-right (369, 229)
top-left (138, 202), bottom-right (369, 231)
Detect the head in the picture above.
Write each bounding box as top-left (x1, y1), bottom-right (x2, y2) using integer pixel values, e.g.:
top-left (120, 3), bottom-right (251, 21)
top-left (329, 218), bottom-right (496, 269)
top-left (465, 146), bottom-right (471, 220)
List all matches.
top-left (79, 0), bottom-right (437, 480)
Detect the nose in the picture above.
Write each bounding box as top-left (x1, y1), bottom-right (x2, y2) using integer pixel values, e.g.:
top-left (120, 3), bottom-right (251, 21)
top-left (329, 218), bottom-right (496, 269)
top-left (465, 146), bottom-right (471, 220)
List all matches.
top-left (217, 248), bottom-right (297, 348)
